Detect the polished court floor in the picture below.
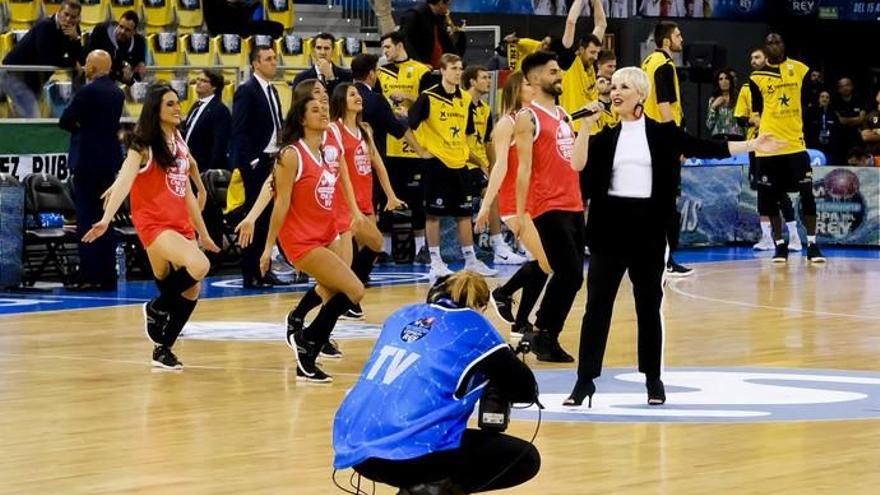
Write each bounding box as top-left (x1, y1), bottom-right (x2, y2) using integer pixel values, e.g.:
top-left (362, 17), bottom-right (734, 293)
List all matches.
top-left (1, 248), bottom-right (879, 494)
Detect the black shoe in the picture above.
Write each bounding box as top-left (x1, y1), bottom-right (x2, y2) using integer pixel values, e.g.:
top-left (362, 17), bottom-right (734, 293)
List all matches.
top-left (286, 312), bottom-right (304, 334)
top-left (263, 272), bottom-right (291, 286)
top-left (772, 242), bottom-right (788, 264)
top-left (647, 378), bottom-right (666, 405)
top-left (293, 270), bottom-right (309, 284)
top-left (665, 260), bottom-right (694, 277)
top-left (319, 339), bottom-right (343, 359)
top-left (490, 288), bottom-right (515, 324)
top-left (151, 345), bottom-right (183, 370)
top-left (376, 251), bottom-right (394, 266)
top-left (243, 276), bottom-right (273, 289)
top-left (563, 378), bottom-right (596, 407)
top-left (286, 328), bottom-right (332, 383)
top-left (339, 304), bottom-right (365, 321)
top-left (528, 331), bottom-right (575, 363)
top-left (806, 243), bottom-right (826, 264)
top-left (414, 246), bottom-right (431, 266)
top-left (510, 321), bottom-right (533, 339)
top-left (398, 479), bottom-right (465, 495)
top-left (143, 301), bottom-right (170, 345)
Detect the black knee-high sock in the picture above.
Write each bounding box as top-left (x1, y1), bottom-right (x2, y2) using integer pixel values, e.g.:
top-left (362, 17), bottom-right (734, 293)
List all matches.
top-left (516, 267), bottom-right (548, 327)
top-left (163, 296), bottom-right (198, 348)
top-left (497, 260), bottom-right (539, 297)
top-left (352, 247), bottom-right (379, 285)
top-left (158, 267), bottom-right (199, 296)
top-left (290, 287), bottom-right (322, 321)
top-left (304, 293), bottom-right (353, 346)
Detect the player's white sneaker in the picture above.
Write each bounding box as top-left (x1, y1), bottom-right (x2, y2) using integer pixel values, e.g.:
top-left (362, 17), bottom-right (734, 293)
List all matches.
top-left (465, 259), bottom-right (498, 277)
top-left (753, 236), bottom-right (774, 251)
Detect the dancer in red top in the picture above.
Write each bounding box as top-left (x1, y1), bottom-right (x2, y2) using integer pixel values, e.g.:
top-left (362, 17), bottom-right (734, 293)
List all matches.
top-left (475, 71), bottom-right (551, 339)
top-left (514, 51), bottom-right (595, 363)
top-left (83, 83), bottom-right (219, 370)
top-left (260, 84), bottom-right (365, 383)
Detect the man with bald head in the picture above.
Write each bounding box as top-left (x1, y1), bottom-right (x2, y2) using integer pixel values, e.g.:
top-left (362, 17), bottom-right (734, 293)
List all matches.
top-left (60, 49), bottom-right (126, 291)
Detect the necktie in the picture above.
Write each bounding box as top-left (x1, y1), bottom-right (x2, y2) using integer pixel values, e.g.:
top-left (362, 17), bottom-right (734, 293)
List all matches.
top-left (268, 84), bottom-right (282, 131)
top-left (185, 100), bottom-right (204, 142)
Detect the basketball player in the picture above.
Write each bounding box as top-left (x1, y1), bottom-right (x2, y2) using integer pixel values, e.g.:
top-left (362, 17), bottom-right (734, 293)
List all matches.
top-left (83, 83), bottom-right (220, 370)
top-left (514, 51), bottom-right (596, 362)
top-left (749, 33), bottom-right (825, 263)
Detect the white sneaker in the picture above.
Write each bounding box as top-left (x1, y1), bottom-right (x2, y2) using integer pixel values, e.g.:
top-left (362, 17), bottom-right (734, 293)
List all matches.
top-left (493, 250), bottom-right (527, 265)
top-left (428, 262), bottom-right (453, 283)
top-left (465, 259), bottom-right (498, 277)
top-left (753, 236), bottom-right (774, 251)
top-left (788, 235), bottom-right (803, 252)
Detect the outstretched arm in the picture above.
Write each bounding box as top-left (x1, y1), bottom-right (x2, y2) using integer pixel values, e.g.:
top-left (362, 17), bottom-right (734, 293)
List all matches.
top-left (562, 0), bottom-right (584, 49)
top-left (591, 0), bottom-right (607, 41)
top-left (82, 149), bottom-right (144, 243)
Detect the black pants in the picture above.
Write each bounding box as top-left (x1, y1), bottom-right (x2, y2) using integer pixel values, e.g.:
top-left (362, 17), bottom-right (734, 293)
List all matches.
top-left (354, 429), bottom-right (540, 493)
top-left (532, 210), bottom-right (585, 336)
top-left (578, 197), bottom-right (666, 381)
top-left (238, 154), bottom-right (273, 282)
top-left (73, 171), bottom-right (117, 285)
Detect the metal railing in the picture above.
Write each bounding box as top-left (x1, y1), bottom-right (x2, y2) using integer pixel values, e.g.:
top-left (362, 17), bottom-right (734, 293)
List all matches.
top-left (329, 0), bottom-right (378, 33)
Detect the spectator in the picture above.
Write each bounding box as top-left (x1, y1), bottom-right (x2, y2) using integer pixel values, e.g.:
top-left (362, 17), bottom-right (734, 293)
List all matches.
top-left (59, 50), bottom-right (124, 291)
top-left (833, 77), bottom-right (866, 160)
top-left (804, 69), bottom-right (825, 111)
top-left (291, 33), bottom-right (352, 95)
top-left (184, 69), bottom-right (231, 171)
top-left (559, 0), bottom-right (608, 134)
top-left (399, 0), bottom-right (466, 69)
top-left (860, 88), bottom-right (880, 160)
top-left (0, 0), bottom-right (83, 118)
top-left (846, 147), bottom-right (874, 167)
top-left (805, 90), bottom-right (838, 162)
top-left (596, 49), bottom-right (617, 79)
top-left (85, 10), bottom-right (146, 86)
top-left (203, 0), bottom-right (283, 39)
top-left (706, 69), bottom-right (744, 140)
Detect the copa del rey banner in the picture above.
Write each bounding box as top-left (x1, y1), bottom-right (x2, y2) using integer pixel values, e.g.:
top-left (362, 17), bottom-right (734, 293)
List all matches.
top-left (0, 153), bottom-right (70, 181)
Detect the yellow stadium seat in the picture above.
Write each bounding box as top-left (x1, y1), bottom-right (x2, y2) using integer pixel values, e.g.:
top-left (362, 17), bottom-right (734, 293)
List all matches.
top-left (142, 0), bottom-right (173, 34)
top-left (338, 37), bottom-right (364, 68)
top-left (110, 0), bottom-right (141, 21)
top-left (8, 0), bottom-right (40, 30)
top-left (221, 81), bottom-right (234, 108)
top-left (125, 81), bottom-right (149, 118)
top-left (214, 34), bottom-right (246, 81)
top-left (148, 32), bottom-right (184, 66)
top-left (0, 34), bottom-right (11, 62)
top-left (271, 80), bottom-right (292, 116)
top-left (42, 0), bottom-right (65, 17)
top-left (2, 30), bottom-right (30, 56)
top-left (80, 0), bottom-right (110, 28)
top-left (263, 0), bottom-right (294, 31)
top-left (169, 78), bottom-right (196, 115)
top-left (278, 34), bottom-right (308, 68)
top-left (183, 32), bottom-right (215, 66)
top-left (175, 0), bottom-right (203, 33)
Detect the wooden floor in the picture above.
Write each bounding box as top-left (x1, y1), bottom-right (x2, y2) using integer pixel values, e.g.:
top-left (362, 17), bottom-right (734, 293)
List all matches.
top-left (2, 258), bottom-right (880, 494)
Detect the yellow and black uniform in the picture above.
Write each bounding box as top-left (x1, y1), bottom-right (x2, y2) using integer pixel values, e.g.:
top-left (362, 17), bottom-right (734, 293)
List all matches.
top-left (641, 50), bottom-right (682, 127)
top-left (377, 58), bottom-right (433, 158)
top-left (734, 84), bottom-right (758, 140)
top-left (589, 100), bottom-right (619, 135)
top-left (467, 98), bottom-right (494, 195)
top-left (409, 84), bottom-right (475, 217)
top-left (749, 57), bottom-right (812, 196)
top-left (508, 38), bottom-right (543, 72)
top-left (560, 57), bottom-right (598, 134)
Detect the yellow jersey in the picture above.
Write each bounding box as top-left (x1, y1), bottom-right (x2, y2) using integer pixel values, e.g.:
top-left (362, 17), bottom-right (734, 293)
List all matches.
top-left (589, 103), bottom-right (619, 135)
top-left (749, 57), bottom-right (809, 157)
top-left (467, 98), bottom-right (493, 170)
top-left (508, 38), bottom-right (544, 72)
top-left (641, 50), bottom-right (682, 126)
top-left (409, 84), bottom-right (473, 169)
top-left (560, 57), bottom-right (598, 134)
top-left (734, 84), bottom-right (758, 140)
top-left (377, 58), bottom-right (432, 158)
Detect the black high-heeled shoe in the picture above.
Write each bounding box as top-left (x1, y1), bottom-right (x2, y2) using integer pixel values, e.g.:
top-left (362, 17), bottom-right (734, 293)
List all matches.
top-left (563, 379), bottom-right (596, 407)
top-left (647, 379), bottom-right (666, 405)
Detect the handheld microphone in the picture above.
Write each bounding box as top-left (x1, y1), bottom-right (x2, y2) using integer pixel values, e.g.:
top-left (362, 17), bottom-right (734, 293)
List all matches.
top-left (569, 107), bottom-right (598, 120)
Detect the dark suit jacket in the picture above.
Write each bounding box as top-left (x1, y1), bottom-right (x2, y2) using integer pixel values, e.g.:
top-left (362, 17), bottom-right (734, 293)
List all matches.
top-left (584, 118), bottom-right (730, 250)
top-left (85, 21), bottom-right (147, 85)
top-left (59, 75), bottom-right (124, 175)
top-left (355, 81), bottom-right (408, 157)
top-left (399, 3), bottom-right (466, 67)
top-left (291, 64), bottom-right (352, 95)
top-left (185, 95), bottom-right (232, 170)
top-left (2, 15), bottom-right (83, 93)
top-left (231, 76), bottom-right (276, 170)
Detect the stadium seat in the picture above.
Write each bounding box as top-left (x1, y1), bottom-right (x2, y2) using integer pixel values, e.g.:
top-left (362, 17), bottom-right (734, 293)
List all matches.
top-left (80, 0), bottom-right (110, 29)
top-left (169, 78), bottom-right (195, 115)
top-left (338, 37), bottom-right (364, 68)
top-left (1, 31), bottom-right (30, 60)
top-left (110, 0), bottom-right (141, 21)
top-left (279, 34), bottom-right (308, 68)
top-left (7, 0), bottom-right (40, 30)
top-left (142, 0), bottom-right (173, 34)
top-left (148, 32), bottom-right (184, 67)
top-left (183, 32), bottom-right (215, 66)
top-left (42, 0), bottom-right (65, 17)
top-left (21, 173), bottom-right (77, 286)
top-left (272, 80), bottom-right (291, 116)
top-left (125, 80), bottom-right (149, 117)
top-left (221, 81), bottom-right (234, 108)
top-left (44, 80), bottom-right (74, 118)
top-left (175, 0), bottom-right (203, 33)
top-left (263, 0), bottom-right (294, 31)
top-left (215, 34), bottom-right (247, 67)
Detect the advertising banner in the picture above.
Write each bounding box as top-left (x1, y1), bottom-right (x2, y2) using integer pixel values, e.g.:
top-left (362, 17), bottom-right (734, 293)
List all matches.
top-left (0, 153), bottom-right (70, 182)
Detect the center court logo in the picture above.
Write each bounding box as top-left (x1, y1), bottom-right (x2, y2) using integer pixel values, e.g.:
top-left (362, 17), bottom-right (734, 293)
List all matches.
top-left (519, 367), bottom-right (880, 423)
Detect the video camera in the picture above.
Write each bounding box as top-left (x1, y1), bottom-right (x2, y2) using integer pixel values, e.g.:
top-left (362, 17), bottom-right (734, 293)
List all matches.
top-left (477, 339), bottom-right (532, 433)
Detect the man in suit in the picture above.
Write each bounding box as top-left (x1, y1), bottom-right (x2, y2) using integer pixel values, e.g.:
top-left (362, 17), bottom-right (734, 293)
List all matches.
top-left (59, 50), bottom-right (124, 291)
top-left (232, 45), bottom-right (286, 289)
top-left (1, 0), bottom-right (83, 118)
top-left (84, 10), bottom-right (147, 85)
top-left (291, 33), bottom-right (352, 95)
top-left (184, 69), bottom-right (231, 171)
top-left (399, 0), bottom-right (466, 70)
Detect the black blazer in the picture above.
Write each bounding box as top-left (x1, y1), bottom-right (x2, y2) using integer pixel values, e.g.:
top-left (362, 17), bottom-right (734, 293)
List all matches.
top-left (291, 64), bottom-right (352, 95)
top-left (185, 96), bottom-right (231, 171)
top-left (584, 118), bottom-right (730, 248)
top-left (355, 82), bottom-right (407, 157)
top-left (399, 3), bottom-right (466, 67)
top-left (231, 76), bottom-right (276, 169)
top-left (59, 75), bottom-right (124, 175)
top-left (85, 21), bottom-right (147, 85)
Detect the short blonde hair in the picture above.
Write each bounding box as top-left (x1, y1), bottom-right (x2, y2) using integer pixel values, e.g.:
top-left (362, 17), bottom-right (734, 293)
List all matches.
top-left (612, 67), bottom-right (651, 101)
top-left (446, 271), bottom-right (490, 310)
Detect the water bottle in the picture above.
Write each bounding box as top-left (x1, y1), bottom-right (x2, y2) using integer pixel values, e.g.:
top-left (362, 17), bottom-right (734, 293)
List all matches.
top-left (115, 243), bottom-right (127, 281)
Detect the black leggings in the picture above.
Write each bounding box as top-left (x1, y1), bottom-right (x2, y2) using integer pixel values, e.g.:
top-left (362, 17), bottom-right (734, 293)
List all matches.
top-left (532, 210), bottom-right (585, 336)
top-left (354, 430), bottom-right (540, 493)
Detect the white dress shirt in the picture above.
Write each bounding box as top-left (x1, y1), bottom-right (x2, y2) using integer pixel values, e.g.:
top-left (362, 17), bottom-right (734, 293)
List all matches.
top-left (254, 73), bottom-right (281, 154)
top-left (184, 94), bottom-right (214, 144)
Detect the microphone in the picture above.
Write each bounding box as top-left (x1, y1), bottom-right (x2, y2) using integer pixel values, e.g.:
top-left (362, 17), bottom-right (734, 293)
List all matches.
top-left (569, 107), bottom-right (598, 120)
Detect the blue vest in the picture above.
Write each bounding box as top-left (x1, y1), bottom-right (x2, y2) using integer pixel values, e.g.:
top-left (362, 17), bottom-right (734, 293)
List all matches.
top-left (332, 303), bottom-right (506, 469)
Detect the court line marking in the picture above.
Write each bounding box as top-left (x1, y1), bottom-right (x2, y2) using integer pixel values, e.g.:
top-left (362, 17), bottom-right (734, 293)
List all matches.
top-left (666, 259), bottom-right (880, 321)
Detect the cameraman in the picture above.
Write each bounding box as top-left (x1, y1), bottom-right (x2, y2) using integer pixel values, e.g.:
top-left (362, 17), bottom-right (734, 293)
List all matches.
top-left (332, 271), bottom-right (540, 494)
